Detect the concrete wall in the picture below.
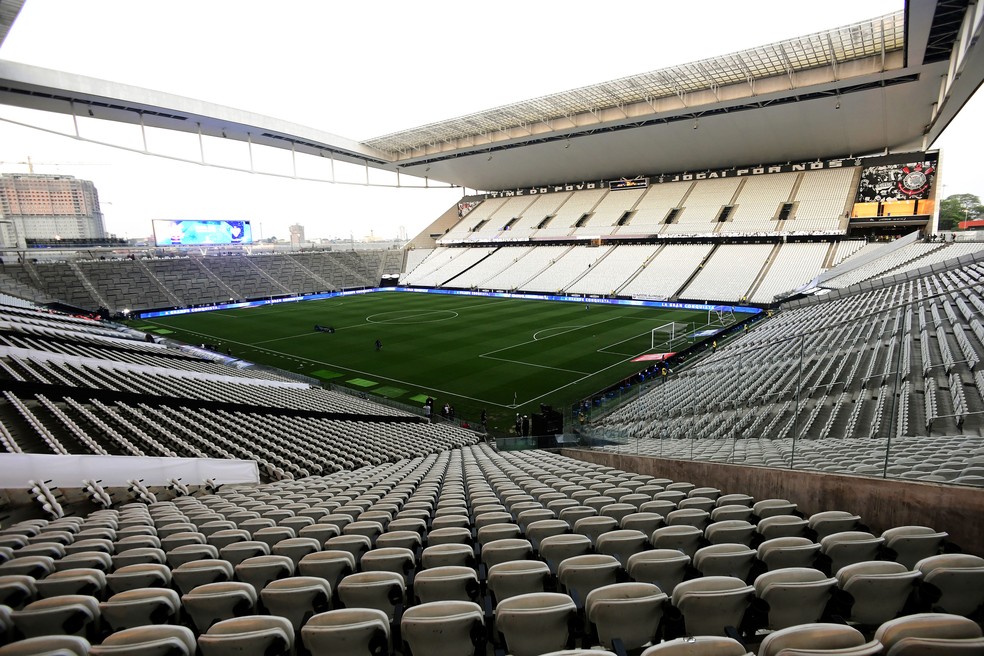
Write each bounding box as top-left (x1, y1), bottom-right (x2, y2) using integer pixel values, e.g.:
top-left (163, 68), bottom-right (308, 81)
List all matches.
top-left (407, 202), bottom-right (463, 250)
top-left (559, 448), bottom-right (984, 556)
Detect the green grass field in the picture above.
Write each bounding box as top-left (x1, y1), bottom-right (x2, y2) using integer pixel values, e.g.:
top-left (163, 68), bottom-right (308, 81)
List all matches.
top-left (133, 292), bottom-right (717, 433)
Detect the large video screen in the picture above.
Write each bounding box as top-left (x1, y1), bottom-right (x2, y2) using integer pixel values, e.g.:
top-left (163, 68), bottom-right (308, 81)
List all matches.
top-left (152, 220), bottom-right (253, 247)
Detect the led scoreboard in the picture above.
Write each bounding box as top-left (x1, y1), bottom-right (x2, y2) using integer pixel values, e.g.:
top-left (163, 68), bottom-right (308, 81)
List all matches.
top-left (152, 220), bottom-right (253, 247)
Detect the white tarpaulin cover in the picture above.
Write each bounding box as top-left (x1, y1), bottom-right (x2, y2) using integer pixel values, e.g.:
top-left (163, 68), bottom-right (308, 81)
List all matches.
top-left (0, 453), bottom-right (259, 488)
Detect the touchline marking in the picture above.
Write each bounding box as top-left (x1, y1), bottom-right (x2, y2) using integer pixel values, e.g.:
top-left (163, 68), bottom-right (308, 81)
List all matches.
top-left (515, 345), bottom-right (654, 407)
top-left (480, 354), bottom-right (590, 375)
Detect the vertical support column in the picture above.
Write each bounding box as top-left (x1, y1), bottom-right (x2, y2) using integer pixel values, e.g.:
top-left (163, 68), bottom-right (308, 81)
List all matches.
top-left (139, 113), bottom-right (148, 152)
top-left (69, 101), bottom-right (81, 138)
top-left (197, 123), bottom-right (205, 164)
top-left (790, 334), bottom-right (806, 470)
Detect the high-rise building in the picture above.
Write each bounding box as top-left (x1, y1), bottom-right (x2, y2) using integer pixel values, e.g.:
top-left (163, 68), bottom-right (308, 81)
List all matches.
top-left (289, 223), bottom-right (305, 248)
top-left (0, 174), bottom-right (107, 248)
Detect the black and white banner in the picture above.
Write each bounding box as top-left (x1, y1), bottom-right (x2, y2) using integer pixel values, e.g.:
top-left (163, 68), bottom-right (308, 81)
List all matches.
top-left (856, 158), bottom-right (937, 202)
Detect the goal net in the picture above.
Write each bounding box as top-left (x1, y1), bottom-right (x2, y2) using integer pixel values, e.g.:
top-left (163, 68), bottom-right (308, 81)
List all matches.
top-left (708, 307), bottom-right (736, 327)
top-left (651, 321), bottom-right (694, 350)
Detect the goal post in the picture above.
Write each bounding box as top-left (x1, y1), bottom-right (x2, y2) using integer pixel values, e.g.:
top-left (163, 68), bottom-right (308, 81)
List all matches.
top-left (651, 321), bottom-right (694, 351)
top-left (708, 307), bottom-right (736, 327)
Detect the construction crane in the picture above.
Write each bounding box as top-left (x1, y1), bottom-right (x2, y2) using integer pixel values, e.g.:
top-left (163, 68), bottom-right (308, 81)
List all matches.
top-left (0, 156), bottom-right (105, 174)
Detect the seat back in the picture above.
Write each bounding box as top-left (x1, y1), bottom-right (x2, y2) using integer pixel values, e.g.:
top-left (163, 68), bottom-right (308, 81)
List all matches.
top-left (197, 615), bottom-right (294, 656)
top-left (758, 622), bottom-right (867, 656)
top-left (638, 635), bottom-right (750, 655)
top-left (670, 576), bottom-right (753, 636)
top-left (881, 526), bottom-right (947, 569)
top-left (0, 635), bottom-right (91, 656)
top-left (595, 530), bottom-right (648, 567)
top-left (757, 537), bottom-right (820, 571)
top-left (260, 576), bottom-right (332, 631)
top-left (526, 520), bottom-right (570, 551)
top-left (337, 571), bottom-right (406, 621)
top-left (234, 555), bottom-right (295, 596)
top-left (916, 554), bottom-right (984, 616)
top-left (421, 544), bottom-right (475, 569)
top-left (557, 555), bottom-right (620, 602)
top-left (88, 625), bottom-right (197, 656)
top-left (836, 561), bottom-right (922, 626)
top-left (495, 592), bottom-right (576, 656)
top-left (99, 587), bottom-right (181, 631)
top-left (181, 581), bottom-right (257, 634)
top-left (488, 560), bottom-right (550, 602)
top-left (875, 611), bottom-right (983, 656)
top-left (585, 582), bottom-right (667, 650)
top-left (401, 600), bottom-right (484, 656)
top-left (693, 544), bottom-right (757, 579)
top-left (302, 607), bottom-right (391, 656)
top-left (413, 566), bottom-right (479, 604)
top-left (298, 550), bottom-right (356, 588)
top-left (481, 539), bottom-right (533, 569)
top-left (820, 532), bottom-right (884, 574)
top-left (753, 568), bottom-right (836, 630)
top-left (361, 547), bottom-right (416, 582)
top-left (650, 525), bottom-right (702, 557)
top-left (619, 512), bottom-right (665, 536)
top-left (10, 594), bottom-right (100, 638)
top-left (705, 521), bottom-right (755, 546)
top-left (626, 550), bottom-right (691, 595)
top-left (539, 534), bottom-right (592, 573)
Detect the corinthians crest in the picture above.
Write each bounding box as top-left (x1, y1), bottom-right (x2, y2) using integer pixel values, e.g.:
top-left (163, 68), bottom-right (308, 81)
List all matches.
top-left (897, 163), bottom-right (934, 197)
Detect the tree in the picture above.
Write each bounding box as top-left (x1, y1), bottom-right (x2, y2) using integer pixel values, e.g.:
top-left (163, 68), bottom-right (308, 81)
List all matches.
top-left (939, 193), bottom-right (984, 230)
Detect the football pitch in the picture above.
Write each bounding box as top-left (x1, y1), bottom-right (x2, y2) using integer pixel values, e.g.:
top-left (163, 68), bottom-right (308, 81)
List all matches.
top-left (133, 292), bottom-right (718, 433)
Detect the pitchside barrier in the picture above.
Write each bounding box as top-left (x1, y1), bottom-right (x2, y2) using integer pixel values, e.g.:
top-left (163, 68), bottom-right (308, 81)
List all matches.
top-left (137, 286), bottom-right (761, 319)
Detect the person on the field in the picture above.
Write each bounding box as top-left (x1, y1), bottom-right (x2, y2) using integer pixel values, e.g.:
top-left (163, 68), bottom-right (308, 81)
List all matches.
top-left (375, 339), bottom-right (382, 351)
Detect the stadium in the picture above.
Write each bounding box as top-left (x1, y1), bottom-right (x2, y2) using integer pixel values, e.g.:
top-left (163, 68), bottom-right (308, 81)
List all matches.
top-left (0, 1), bottom-right (984, 654)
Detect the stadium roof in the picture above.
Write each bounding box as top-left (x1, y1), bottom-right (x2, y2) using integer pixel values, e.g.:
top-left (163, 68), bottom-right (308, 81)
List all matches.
top-left (364, 12), bottom-right (907, 155)
top-left (0, 0), bottom-right (24, 50)
top-left (0, 1), bottom-right (981, 191)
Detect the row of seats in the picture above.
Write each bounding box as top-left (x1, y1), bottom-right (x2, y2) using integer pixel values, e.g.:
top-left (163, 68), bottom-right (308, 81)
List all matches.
top-left (441, 167), bottom-right (855, 245)
top-left (592, 255), bottom-right (984, 476)
top-left (3, 608), bottom-right (980, 655)
top-left (1, 445), bottom-right (981, 655)
top-left (0, 249), bottom-right (403, 313)
top-left (404, 241), bottom-right (835, 303)
top-left (0, 301), bottom-right (478, 481)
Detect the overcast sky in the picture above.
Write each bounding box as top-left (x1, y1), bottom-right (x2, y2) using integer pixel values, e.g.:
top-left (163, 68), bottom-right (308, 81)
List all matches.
top-left (0, 0), bottom-right (979, 242)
